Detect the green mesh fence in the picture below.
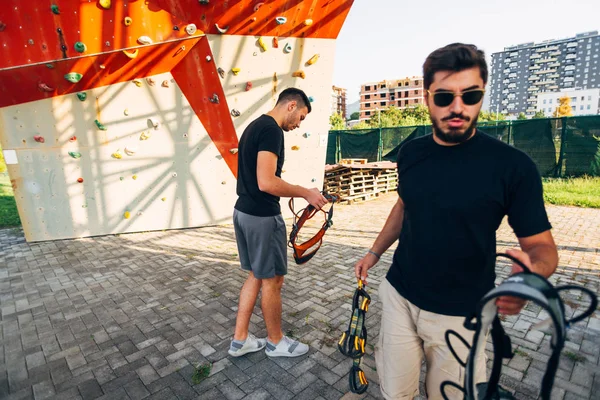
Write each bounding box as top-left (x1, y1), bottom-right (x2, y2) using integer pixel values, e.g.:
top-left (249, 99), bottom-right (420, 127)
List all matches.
top-left (329, 116), bottom-right (600, 177)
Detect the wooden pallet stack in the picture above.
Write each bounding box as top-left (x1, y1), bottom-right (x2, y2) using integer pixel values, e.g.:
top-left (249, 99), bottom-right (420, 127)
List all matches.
top-left (324, 160), bottom-right (398, 203)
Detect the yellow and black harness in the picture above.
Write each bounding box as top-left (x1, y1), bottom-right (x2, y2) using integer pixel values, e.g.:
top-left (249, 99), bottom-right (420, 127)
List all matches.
top-left (338, 279), bottom-right (371, 394)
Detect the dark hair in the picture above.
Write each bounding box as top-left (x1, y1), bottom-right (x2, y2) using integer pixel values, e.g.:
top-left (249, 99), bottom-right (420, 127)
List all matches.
top-left (422, 43), bottom-right (488, 90)
top-left (276, 87), bottom-right (312, 113)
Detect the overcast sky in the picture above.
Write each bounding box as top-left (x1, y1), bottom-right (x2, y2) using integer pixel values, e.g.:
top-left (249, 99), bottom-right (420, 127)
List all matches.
top-left (332, 0), bottom-right (600, 105)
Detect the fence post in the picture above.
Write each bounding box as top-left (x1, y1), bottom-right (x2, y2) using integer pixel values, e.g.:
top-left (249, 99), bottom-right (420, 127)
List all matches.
top-left (336, 132), bottom-right (341, 164)
top-left (555, 117), bottom-right (567, 178)
top-left (378, 127), bottom-right (383, 161)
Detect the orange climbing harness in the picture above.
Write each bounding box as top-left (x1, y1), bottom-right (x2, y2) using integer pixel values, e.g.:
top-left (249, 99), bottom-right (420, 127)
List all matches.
top-left (287, 193), bottom-right (338, 264)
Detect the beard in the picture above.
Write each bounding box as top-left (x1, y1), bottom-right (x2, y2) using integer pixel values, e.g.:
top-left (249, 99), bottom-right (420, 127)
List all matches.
top-left (431, 113), bottom-right (478, 144)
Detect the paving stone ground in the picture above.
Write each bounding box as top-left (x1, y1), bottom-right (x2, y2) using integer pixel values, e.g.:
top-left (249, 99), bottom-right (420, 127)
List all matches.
top-left (1, 193), bottom-right (599, 400)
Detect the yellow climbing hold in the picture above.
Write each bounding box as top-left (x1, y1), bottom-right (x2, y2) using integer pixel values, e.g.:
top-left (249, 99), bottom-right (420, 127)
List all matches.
top-left (291, 146), bottom-right (300, 150)
top-left (111, 150), bottom-right (122, 159)
top-left (124, 211), bottom-right (131, 219)
top-left (124, 109), bottom-right (129, 116)
top-left (161, 197), bottom-right (167, 202)
top-left (140, 131), bottom-right (151, 140)
top-left (306, 54), bottom-right (319, 65)
top-left (99, 0), bottom-right (111, 9)
top-left (292, 70), bottom-right (306, 79)
top-left (304, 19), bottom-right (313, 26)
top-left (132, 174), bottom-right (137, 180)
top-left (231, 68), bottom-right (241, 76)
top-left (133, 80), bottom-right (142, 87)
top-left (123, 49), bottom-right (138, 59)
top-left (124, 17), bottom-right (132, 26)
top-left (257, 37), bottom-right (267, 52)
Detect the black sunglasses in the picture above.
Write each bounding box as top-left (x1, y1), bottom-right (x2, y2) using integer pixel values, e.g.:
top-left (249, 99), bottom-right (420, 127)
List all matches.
top-left (427, 89), bottom-right (485, 107)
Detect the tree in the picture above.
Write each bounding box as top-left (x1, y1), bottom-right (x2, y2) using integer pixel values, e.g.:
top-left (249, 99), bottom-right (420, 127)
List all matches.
top-left (349, 111), bottom-right (360, 120)
top-left (517, 112), bottom-right (527, 120)
top-left (532, 110), bottom-right (546, 119)
top-left (478, 111), bottom-right (506, 122)
top-left (553, 96), bottom-right (573, 117)
top-left (350, 121), bottom-right (371, 130)
top-left (329, 112), bottom-right (346, 130)
top-left (366, 105), bottom-right (430, 128)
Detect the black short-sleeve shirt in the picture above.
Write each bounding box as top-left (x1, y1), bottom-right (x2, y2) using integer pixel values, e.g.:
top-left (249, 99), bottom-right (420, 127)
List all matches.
top-left (386, 131), bottom-right (552, 316)
top-left (234, 115), bottom-right (285, 216)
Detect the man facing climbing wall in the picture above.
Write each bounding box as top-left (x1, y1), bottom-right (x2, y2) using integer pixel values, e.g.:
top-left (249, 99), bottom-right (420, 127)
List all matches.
top-left (228, 87), bottom-right (328, 358)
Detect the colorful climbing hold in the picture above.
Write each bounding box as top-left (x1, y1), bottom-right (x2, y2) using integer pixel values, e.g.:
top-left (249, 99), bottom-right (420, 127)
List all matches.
top-left (148, 118), bottom-right (159, 129)
top-left (95, 120), bottom-right (107, 130)
top-left (64, 72), bottom-right (83, 83)
top-left (74, 42), bottom-right (87, 53)
top-left (124, 211), bottom-right (131, 219)
top-left (230, 148), bottom-right (238, 154)
top-left (273, 37), bottom-right (279, 48)
top-left (185, 24), bottom-right (197, 35)
top-left (124, 109), bottom-right (129, 116)
top-left (283, 43), bottom-right (292, 53)
top-left (69, 151), bottom-right (82, 159)
top-left (34, 135), bottom-right (45, 143)
top-left (123, 17), bottom-right (132, 26)
top-left (133, 79), bottom-right (142, 87)
top-left (303, 132), bottom-right (311, 138)
top-left (69, 136), bottom-right (77, 142)
top-left (292, 70), bottom-right (306, 79)
top-left (111, 150), bottom-right (122, 159)
top-left (99, 0), bottom-right (111, 9)
top-left (215, 24), bottom-right (229, 34)
top-left (99, 64), bottom-right (106, 69)
top-left (123, 49), bottom-right (138, 59)
top-left (231, 109), bottom-right (240, 117)
top-left (221, 181), bottom-right (226, 185)
top-left (137, 36), bottom-right (152, 45)
top-left (78, 178), bottom-right (84, 183)
top-left (257, 37), bottom-right (267, 52)
top-left (125, 147), bottom-right (136, 156)
top-left (120, 177), bottom-right (124, 181)
top-left (146, 77), bottom-right (155, 86)
top-left (217, 67), bottom-right (225, 78)
top-left (132, 174), bottom-right (137, 180)
top-left (76, 92), bottom-right (87, 101)
top-left (275, 17), bottom-right (287, 25)
top-left (173, 26), bottom-right (179, 31)
top-left (46, 63), bottom-right (54, 69)
top-left (0, 22), bottom-right (5, 32)
top-left (161, 197), bottom-right (167, 201)
top-left (210, 94), bottom-right (219, 104)
top-left (308, 96), bottom-right (315, 102)
top-left (140, 131), bottom-right (151, 140)
top-left (206, 56), bottom-right (212, 62)
top-left (161, 80), bottom-right (169, 88)
top-left (51, 4), bottom-right (60, 14)
top-left (38, 83), bottom-right (54, 92)
top-left (291, 146), bottom-right (300, 151)
top-left (231, 68), bottom-right (241, 76)
top-left (172, 173), bottom-right (178, 177)
top-left (306, 54), bottom-right (320, 65)
top-left (304, 19), bottom-right (313, 26)
top-left (245, 82), bottom-right (253, 91)
top-left (254, 2), bottom-right (264, 12)
top-left (199, 0), bottom-right (209, 4)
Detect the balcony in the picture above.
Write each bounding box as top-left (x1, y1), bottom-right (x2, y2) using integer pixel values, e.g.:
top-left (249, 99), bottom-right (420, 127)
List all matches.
top-left (567, 42), bottom-right (578, 48)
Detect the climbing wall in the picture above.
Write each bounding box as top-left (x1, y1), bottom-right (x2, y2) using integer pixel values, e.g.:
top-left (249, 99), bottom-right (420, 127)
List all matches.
top-left (0, 0), bottom-right (354, 242)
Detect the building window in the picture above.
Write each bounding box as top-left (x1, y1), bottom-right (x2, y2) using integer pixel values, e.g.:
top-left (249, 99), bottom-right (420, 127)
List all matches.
top-left (543, 99), bottom-right (547, 104)
top-left (366, 111), bottom-right (371, 116)
top-left (365, 103), bottom-right (370, 107)
top-left (414, 90), bottom-right (419, 95)
top-left (381, 93), bottom-right (386, 98)
top-left (580, 105), bottom-right (584, 110)
top-left (404, 100), bottom-right (409, 106)
top-left (365, 86), bottom-right (371, 91)
top-left (588, 105), bottom-right (591, 110)
top-left (405, 82), bottom-right (409, 86)
top-left (365, 95), bottom-right (370, 100)
top-left (381, 84), bottom-right (386, 89)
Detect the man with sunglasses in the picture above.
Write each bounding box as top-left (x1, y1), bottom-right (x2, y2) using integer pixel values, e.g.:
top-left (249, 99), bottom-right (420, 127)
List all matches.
top-left (355, 43), bottom-right (558, 399)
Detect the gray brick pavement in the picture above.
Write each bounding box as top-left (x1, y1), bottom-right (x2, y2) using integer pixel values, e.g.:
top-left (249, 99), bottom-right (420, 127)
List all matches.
top-left (1, 193), bottom-right (599, 399)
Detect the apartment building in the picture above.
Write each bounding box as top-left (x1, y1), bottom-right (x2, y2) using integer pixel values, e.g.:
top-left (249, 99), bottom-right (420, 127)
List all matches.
top-left (331, 86), bottom-right (347, 118)
top-left (489, 31), bottom-right (600, 117)
top-left (359, 77), bottom-right (424, 121)
top-left (537, 88), bottom-right (600, 116)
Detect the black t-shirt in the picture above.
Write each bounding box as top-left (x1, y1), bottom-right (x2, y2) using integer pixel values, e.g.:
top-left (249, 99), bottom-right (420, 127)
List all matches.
top-left (387, 131), bottom-right (552, 316)
top-left (234, 115), bottom-right (285, 216)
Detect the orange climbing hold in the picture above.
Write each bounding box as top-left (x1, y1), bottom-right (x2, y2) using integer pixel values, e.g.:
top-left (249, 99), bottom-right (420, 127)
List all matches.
top-left (245, 82), bottom-right (253, 91)
top-left (161, 80), bottom-right (169, 87)
top-left (273, 38), bottom-right (279, 48)
top-left (307, 54), bottom-right (320, 65)
top-left (77, 178), bottom-right (84, 183)
top-left (291, 145), bottom-right (300, 150)
top-left (292, 71), bottom-right (306, 79)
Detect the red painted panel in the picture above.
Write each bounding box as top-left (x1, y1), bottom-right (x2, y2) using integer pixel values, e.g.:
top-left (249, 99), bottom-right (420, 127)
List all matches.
top-left (0, 0), bottom-right (354, 70)
top-left (171, 39), bottom-right (239, 178)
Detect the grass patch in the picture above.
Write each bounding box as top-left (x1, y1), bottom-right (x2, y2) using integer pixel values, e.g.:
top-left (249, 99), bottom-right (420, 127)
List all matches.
top-left (0, 174), bottom-right (21, 228)
top-left (543, 176), bottom-right (600, 208)
top-left (191, 362), bottom-right (212, 384)
top-left (563, 351), bottom-right (586, 363)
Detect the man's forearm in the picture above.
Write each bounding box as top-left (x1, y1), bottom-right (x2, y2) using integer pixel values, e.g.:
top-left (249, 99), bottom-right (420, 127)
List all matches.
top-left (370, 199), bottom-right (404, 256)
top-left (526, 244), bottom-right (558, 278)
top-left (259, 176), bottom-right (308, 198)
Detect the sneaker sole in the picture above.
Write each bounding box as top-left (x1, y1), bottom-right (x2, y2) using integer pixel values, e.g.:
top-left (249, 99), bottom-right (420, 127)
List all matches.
top-left (265, 348), bottom-right (309, 358)
top-left (228, 344), bottom-right (266, 358)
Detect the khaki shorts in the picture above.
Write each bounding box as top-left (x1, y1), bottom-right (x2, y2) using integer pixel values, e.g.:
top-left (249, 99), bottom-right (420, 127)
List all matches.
top-left (376, 278), bottom-right (488, 400)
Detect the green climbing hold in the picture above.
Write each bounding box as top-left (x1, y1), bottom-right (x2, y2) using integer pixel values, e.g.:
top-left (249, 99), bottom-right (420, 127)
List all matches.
top-left (95, 119), bottom-right (107, 130)
top-left (64, 72), bottom-right (83, 83)
top-left (74, 42), bottom-right (87, 53)
top-left (69, 151), bottom-right (82, 159)
top-left (77, 92), bottom-right (87, 101)
top-left (46, 63), bottom-right (54, 69)
top-left (51, 4), bottom-right (60, 14)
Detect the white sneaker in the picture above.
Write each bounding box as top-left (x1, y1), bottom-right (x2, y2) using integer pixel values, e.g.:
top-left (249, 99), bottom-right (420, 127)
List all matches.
top-left (228, 333), bottom-right (267, 357)
top-left (265, 335), bottom-right (309, 358)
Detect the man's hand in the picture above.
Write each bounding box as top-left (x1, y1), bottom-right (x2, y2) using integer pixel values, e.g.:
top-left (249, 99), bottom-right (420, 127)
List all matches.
top-left (354, 252), bottom-right (379, 286)
top-left (304, 188), bottom-right (328, 210)
top-left (496, 249), bottom-right (530, 315)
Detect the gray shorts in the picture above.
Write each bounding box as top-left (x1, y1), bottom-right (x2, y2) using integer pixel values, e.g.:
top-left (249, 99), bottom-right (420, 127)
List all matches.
top-left (233, 209), bottom-right (287, 279)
